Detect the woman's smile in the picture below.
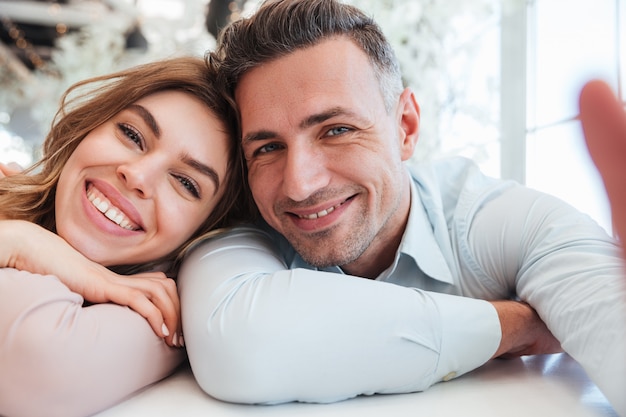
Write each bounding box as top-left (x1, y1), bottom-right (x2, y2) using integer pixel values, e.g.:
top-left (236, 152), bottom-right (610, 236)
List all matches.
top-left (86, 183), bottom-right (141, 231)
top-left (55, 90), bottom-right (230, 266)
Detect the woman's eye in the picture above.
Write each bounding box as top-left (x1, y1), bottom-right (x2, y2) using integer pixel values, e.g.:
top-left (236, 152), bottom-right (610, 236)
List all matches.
top-left (118, 123), bottom-right (144, 149)
top-left (174, 174), bottom-right (200, 198)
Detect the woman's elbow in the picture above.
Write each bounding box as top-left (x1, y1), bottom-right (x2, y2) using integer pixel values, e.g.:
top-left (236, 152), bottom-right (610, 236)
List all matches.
top-left (0, 330), bottom-right (85, 417)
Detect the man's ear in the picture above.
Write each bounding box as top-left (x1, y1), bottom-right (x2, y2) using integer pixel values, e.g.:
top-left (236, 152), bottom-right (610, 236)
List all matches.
top-left (396, 88), bottom-right (420, 161)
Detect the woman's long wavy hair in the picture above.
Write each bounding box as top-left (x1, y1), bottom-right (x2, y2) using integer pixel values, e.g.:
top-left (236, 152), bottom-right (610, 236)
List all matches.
top-left (0, 56), bottom-right (256, 275)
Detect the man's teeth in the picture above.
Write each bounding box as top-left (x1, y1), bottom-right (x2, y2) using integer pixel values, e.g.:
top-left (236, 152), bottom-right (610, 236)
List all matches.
top-left (299, 204), bottom-right (338, 220)
top-left (87, 187), bottom-right (138, 230)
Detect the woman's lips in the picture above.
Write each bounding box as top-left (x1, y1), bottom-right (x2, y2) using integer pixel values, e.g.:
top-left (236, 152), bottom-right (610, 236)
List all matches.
top-left (86, 183), bottom-right (141, 231)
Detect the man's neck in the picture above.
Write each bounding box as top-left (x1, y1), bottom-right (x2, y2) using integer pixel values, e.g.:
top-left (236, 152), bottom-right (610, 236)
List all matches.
top-left (341, 234), bottom-right (404, 279)
top-left (342, 178), bottom-right (412, 279)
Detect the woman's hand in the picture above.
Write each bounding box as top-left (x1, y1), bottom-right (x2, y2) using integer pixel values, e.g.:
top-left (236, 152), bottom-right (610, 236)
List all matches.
top-left (0, 162), bottom-right (23, 178)
top-left (0, 219), bottom-right (183, 347)
top-left (85, 269), bottom-right (183, 348)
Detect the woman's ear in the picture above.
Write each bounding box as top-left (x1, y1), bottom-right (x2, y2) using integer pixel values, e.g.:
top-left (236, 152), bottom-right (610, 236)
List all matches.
top-left (396, 88), bottom-right (420, 161)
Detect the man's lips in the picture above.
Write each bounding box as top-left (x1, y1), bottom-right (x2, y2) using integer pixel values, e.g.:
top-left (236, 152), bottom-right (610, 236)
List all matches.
top-left (294, 202), bottom-right (341, 219)
top-left (287, 195), bottom-right (355, 219)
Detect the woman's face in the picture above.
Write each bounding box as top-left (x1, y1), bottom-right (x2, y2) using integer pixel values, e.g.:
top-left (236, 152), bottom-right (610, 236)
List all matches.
top-left (55, 90), bottom-right (231, 267)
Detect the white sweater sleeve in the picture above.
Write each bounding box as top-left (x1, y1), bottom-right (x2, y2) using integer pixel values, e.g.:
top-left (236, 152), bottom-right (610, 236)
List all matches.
top-left (178, 227), bottom-right (501, 404)
top-left (0, 268), bottom-right (185, 417)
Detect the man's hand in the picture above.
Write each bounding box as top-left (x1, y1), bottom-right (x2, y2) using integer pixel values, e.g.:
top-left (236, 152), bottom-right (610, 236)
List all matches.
top-left (490, 300), bottom-right (562, 359)
top-left (579, 80), bottom-right (626, 244)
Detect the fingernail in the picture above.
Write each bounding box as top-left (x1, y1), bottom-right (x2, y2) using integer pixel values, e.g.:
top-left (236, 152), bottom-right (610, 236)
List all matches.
top-left (161, 323), bottom-right (170, 337)
top-left (172, 333), bottom-right (179, 346)
top-left (179, 334), bottom-right (185, 348)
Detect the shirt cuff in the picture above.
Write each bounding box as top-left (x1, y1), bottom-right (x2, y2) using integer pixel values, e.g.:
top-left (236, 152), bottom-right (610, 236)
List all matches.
top-left (427, 292), bottom-right (501, 382)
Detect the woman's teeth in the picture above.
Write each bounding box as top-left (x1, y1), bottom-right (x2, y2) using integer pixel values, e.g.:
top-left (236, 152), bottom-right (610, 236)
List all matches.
top-left (87, 185), bottom-right (139, 231)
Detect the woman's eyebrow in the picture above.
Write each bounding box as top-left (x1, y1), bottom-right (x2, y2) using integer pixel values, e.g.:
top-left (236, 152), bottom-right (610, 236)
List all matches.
top-left (182, 155), bottom-right (220, 195)
top-left (127, 104), bottom-right (160, 138)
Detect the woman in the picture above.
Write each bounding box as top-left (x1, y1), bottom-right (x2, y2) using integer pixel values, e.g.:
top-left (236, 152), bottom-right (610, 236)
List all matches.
top-left (0, 57), bottom-right (253, 417)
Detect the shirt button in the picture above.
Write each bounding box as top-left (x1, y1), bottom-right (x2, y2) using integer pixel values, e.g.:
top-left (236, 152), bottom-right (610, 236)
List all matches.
top-left (442, 372), bottom-right (457, 382)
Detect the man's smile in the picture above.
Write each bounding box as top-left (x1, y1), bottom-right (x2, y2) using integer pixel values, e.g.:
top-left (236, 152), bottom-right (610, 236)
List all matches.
top-left (295, 201), bottom-right (343, 220)
top-left (286, 195), bottom-right (356, 220)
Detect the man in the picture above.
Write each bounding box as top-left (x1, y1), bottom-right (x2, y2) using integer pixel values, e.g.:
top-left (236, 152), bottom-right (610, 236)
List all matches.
top-left (178, 0), bottom-right (626, 414)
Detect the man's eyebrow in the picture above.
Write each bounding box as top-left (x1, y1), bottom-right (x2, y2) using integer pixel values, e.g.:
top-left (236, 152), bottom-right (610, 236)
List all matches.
top-left (182, 155), bottom-right (221, 195)
top-left (242, 107), bottom-right (360, 144)
top-left (299, 107), bottom-right (352, 130)
top-left (127, 104), bottom-right (160, 138)
top-left (242, 130), bottom-right (276, 145)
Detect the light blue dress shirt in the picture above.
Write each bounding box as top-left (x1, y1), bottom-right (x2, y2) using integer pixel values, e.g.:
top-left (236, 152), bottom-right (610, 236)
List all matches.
top-left (179, 157), bottom-right (626, 413)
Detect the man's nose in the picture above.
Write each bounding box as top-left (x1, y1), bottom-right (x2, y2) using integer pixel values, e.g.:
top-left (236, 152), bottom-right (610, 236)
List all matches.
top-left (281, 144), bottom-right (331, 202)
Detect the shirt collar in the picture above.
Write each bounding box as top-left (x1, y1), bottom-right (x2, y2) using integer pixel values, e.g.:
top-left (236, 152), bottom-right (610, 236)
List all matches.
top-left (285, 168), bottom-right (456, 284)
top-left (390, 171), bottom-right (455, 284)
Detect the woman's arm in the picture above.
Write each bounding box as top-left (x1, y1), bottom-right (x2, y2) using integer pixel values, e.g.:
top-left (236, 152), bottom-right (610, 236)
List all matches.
top-left (0, 268), bottom-right (185, 417)
top-left (0, 219), bottom-right (181, 346)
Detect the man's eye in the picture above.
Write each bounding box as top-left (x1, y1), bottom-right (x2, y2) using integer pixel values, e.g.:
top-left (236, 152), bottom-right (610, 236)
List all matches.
top-left (327, 126), bottom-right (351, 136)
top-left (174, 174), bottom-right (200, 198)
top-left (118, 123), bottom-right (144, 149)
top-left (257, 143), bottom-right (283, 154)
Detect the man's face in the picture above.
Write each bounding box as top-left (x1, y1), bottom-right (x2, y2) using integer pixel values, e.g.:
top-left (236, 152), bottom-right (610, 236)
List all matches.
top-left (236, 37), bottom-right (419, 277)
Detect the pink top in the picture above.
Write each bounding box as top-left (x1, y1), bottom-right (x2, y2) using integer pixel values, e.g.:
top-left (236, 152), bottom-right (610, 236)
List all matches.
top-left (0, 267), bottom-right (185, 417)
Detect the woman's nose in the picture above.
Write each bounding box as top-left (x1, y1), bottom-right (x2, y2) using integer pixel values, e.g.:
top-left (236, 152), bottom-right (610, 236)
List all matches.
top-left (116, 158), bottom-right (158, 198)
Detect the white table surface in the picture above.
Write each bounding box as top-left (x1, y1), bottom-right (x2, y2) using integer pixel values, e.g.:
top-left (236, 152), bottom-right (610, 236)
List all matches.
top-left (94, 353), bottom-right (617, 417)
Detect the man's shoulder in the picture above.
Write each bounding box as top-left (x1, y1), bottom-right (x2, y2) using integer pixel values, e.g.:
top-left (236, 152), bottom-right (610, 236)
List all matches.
top-left (409, 156), bottom-right (506, 196)
top-left (407, 156), bottom-right (517, 220)
top-left (409, 156), bottom-right (491, 184)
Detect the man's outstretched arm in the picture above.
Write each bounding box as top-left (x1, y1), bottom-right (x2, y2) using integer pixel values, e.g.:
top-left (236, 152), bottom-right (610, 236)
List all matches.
top-left (580, 80), bottom-right (626, 244)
